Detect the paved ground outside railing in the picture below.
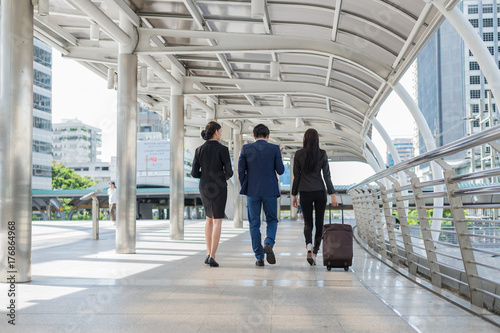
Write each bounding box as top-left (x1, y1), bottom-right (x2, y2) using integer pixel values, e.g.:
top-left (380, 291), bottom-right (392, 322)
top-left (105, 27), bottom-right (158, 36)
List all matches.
top-left (0, 219), bottom-right (499, 332)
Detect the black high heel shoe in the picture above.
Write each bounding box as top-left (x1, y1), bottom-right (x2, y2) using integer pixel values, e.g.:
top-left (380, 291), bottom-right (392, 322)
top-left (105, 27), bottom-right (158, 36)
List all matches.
top-left (204, 255), bottom-right (210, 264)
top-left (209, 257), bottom-right (219, 267)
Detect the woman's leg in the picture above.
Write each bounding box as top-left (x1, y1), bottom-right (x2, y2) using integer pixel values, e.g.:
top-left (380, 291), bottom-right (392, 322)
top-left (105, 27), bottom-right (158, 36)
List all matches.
top-left (313, 191), bottom-right (327, 254)
top-left (300, 192), bottom-right (314, 247)
top-left (205, 216), bottom-right (213, 256)
top-left (210, 218), bottom-right (222, 258)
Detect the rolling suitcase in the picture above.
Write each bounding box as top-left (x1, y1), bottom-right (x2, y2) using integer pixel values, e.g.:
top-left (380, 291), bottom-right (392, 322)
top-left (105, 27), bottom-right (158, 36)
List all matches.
top-left (322, 203), bottom-right (353, 271)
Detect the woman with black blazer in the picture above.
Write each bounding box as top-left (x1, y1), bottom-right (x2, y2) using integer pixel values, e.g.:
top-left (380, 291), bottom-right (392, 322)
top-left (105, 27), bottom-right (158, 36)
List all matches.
top-left (291, 129), bottom-right (338, 265)
top-left (191, 121), bottom-right (233, 267)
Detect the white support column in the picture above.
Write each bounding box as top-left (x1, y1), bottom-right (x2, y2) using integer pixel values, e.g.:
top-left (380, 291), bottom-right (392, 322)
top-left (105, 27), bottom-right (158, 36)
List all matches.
top-left (364, 136), bottom-right (390, 189)
top-left (364, 136), bottom-right (386, 171)
top-left (371, 118), bottom-right (407, 185)
top-left (233, 132), bottom-right (243, 228)
top-left (392, 83), bottom-right (444, 240)
top-left (0, 0), bottom-right (34, 283)
top-left (429, 0), bottom-right (500, 103)
top-left (170, 67), bottom-right (185, 240)
top-left (116, 12), bottom-right (138, 253)
top-left (364, 151), bottom-right (382, 174)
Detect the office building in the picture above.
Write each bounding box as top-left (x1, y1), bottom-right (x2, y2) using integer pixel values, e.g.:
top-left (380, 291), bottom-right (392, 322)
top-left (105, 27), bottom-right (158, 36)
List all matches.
top-left (387, 138), bottom-right (414, 168)
top-left (417, 0), bottom-right (499, 174)
top-left (53, 118), bottom-right (102, 164)
top-left (33, 38), bottom-right (53, 190)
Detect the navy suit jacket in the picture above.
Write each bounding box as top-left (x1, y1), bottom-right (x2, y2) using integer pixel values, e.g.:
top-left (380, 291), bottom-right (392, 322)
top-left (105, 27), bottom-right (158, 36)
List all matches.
top-left (238, 139), bottom-right (285, 197)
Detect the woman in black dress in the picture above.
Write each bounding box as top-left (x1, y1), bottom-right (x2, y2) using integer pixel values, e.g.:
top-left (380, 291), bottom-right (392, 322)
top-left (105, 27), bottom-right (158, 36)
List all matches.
top-left (191, 121), bottom-right (233, 267)
top-left (291, 129), bottom-right (338, 265)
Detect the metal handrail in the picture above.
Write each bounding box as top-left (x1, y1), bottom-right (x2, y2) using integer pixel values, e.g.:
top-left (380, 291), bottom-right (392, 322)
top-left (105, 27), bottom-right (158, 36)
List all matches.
top-left (349, 124), bottom-right (500, 312)
top-left (348, 123), bottom-right (500, 191)
top-left (449, 167), bottom-right (500, 183)
top-left (452, 185), bottom-right (500, 196)
top-left (414, 178), bottom-right (445, 188)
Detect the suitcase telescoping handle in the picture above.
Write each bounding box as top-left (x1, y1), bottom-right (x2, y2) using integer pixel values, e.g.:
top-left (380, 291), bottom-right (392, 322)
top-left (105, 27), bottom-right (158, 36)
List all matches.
top-left (328, 203), bottom-right (344, 224)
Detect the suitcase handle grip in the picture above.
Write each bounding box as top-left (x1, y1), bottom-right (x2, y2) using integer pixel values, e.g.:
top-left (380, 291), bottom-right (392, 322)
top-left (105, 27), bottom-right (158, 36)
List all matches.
top-left (329, 203), bottom-right (344, 224)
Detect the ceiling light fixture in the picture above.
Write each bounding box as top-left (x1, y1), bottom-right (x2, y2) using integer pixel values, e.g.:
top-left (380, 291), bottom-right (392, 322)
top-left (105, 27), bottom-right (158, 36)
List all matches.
top-left (163, 105), bottom-right (169, 122)
top-left (283, 95), bottom-right (291, 108)
top-left (90, 22), bottom-right (99, 41)
top-left (251, 0), bottom-right (265, 19)
top-left (270, 61), bottom-right (280, 79)
top-left (140, 67), bottom-right (147, 87)
top-left (37, 0), bottom-right (49, 16)
top-left (107, 68), bottom-right (115, 90)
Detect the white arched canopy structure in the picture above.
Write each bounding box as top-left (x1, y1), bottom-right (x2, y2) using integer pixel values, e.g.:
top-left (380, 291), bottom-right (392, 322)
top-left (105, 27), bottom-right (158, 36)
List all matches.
top-left (4, 0), bottom-right (500, 281)
top-left (34, 0), bottom-right (450, 161)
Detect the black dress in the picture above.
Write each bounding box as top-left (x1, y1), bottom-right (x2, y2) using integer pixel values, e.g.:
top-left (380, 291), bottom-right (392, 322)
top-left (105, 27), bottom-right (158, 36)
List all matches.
top-left (191, 140), bottom-right (233, 219)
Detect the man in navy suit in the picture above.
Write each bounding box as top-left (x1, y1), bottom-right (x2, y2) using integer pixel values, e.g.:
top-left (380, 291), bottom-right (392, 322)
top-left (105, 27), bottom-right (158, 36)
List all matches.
top-left (238, 124), bottom-right (285, 266)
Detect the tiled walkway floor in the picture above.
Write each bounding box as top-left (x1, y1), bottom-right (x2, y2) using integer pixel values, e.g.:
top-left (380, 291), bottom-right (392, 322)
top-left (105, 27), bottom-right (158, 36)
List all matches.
top-left (1, 219), bottom-right (498, 332)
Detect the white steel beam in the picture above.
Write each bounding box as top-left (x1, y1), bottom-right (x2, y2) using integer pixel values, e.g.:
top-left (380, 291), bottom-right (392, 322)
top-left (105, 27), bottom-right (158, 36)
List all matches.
top-left (104, 0), bottom-right (141, 27)
top-left (34, 15), bottom-right (78, 46)
top-left (66, 0), bottom-right (131, 44)
top-left (183, 77), bottom-right (369, 113)
top-left (215, 105), bottom-right (362, 131)
top-left (135, 28), bottom-right (391, 80)
top-left (371, 118), bottom-right (407, 186)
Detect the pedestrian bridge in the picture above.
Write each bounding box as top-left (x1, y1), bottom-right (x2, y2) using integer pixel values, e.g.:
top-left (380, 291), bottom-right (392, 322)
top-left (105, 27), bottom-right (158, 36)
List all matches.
top-left (0, 218), bottom-right (498, 332)
top-left (2, 0), bottom-right (500, 330)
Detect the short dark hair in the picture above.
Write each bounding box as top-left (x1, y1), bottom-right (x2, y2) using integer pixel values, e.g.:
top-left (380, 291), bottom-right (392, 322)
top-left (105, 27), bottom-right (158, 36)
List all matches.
top-left (109, 181), bottom-right (115, 186)
top-left (253, 124), bottom-right (270, 138)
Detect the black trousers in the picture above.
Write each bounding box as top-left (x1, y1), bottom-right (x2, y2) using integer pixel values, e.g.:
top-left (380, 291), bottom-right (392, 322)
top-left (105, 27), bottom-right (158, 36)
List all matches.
top-left (300, 190), bottom-right (327, 254)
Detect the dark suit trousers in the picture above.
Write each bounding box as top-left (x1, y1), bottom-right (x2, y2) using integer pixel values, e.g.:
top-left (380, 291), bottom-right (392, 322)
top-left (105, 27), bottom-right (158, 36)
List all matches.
top-left (300, 190), bottom-right (327, 254)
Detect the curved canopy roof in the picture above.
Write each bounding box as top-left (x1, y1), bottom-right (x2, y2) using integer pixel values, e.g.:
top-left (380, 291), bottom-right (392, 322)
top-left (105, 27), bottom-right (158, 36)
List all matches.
top-left (38, 0), bottom-right (445, 162)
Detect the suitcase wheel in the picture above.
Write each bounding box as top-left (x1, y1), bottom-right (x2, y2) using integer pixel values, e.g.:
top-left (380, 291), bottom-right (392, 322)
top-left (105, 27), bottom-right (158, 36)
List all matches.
top-left (327, 266), bottom-right (332, 271)
top-left (344, 266), bottom-right (349, 272)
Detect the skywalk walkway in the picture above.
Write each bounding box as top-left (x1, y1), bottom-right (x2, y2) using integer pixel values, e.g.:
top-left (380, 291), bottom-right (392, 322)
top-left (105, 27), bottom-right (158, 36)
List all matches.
top-left (1, 219), bottom-right (498, 333)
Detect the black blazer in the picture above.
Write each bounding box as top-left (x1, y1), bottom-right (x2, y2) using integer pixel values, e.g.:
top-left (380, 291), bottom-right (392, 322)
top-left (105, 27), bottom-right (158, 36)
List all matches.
top-left (291, 149), bottom-right (335, 196)
top-left (191, 140), bottom-right (233, 189)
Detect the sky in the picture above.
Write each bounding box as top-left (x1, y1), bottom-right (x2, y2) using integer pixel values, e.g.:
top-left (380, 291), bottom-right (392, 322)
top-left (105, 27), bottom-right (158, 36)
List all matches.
top-left (52, 51), bottom-right (417, 185)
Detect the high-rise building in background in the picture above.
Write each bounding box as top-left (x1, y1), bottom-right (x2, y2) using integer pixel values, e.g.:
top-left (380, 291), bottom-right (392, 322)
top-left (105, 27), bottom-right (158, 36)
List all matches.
top-left (387, 138), bottom-right (414, 168)
top-left (52, 119), bottom-right (113, 183)
top-left (417, 0), bottom-right (499, 175)
top-left (138, 108), bottom-right (169, 140)
top-left (53, 119), bottom-right (102, 163)
top-left (33, 38), bottom-right (54, 190)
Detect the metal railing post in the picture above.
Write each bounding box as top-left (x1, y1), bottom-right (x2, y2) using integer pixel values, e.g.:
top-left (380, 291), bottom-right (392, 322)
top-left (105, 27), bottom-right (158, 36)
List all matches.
top-left (92, 197), bottom-right (99, 240)
top-left (369, 185), bottom-right (386, 259)
top-left (443, 169), bottom-right (483, 307)
top-left (361, 190), bottom-right (373, 248)
top-left (365, 188), bottom-right (379, 251)
top-left (351, 191), bottom-right (366, 243)
top-left (392, 181), bottom-right (418, 275)
top-left (409, 172), bottom-right (442, 287)
top-left (80, 190), bottom-right (102, 240)
top-left (377, 183), bottom-right (400, 266)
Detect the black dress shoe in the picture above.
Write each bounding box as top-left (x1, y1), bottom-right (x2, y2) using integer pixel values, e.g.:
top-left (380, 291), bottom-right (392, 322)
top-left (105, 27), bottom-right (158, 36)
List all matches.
top-left (204, 255), bottom-right (210, 264)
top-left (256, 259), bottom-right (265, 266)
top-left (263, 244), bottom-right (276, 264)
top-left (209, 257), bottom-right (219, 267)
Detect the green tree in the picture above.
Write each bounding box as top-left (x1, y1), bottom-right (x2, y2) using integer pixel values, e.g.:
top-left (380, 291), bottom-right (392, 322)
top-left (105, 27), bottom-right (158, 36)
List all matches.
top-left (52, 162), bottom-right (97, 190)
